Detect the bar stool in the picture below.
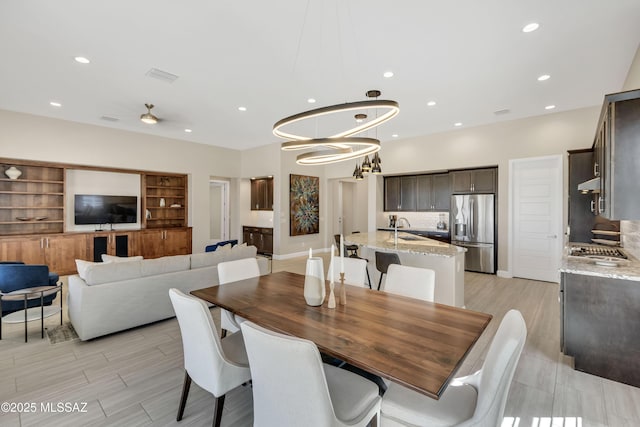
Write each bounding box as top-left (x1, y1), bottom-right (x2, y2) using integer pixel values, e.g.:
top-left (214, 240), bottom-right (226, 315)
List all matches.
top-left (375, 252), bottom-right (401, 291)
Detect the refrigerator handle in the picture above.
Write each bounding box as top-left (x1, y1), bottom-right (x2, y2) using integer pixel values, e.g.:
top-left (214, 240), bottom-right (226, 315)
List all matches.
top-left (469, 198), bottom-right (474, 238)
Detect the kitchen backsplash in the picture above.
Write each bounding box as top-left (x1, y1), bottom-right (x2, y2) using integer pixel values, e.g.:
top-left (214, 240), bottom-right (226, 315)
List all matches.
top-left (620, 220), bottom-right (640, 259)
top-left (382, 211), bottom-right (449, 231)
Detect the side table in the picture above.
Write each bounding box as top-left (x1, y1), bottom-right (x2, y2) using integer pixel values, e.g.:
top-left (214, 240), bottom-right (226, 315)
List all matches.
top-left (0, 284), bottom-right (63, 342)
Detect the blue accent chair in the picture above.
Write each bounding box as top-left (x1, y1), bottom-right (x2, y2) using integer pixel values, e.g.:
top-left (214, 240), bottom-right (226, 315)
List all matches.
top-left (0, 264), bottom-right (57, 315)
top-left (205, 240), bottom-right (238, 252)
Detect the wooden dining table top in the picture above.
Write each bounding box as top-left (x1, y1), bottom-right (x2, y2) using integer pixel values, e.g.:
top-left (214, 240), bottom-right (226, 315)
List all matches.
top-left (191, 271), bottom-right (492, 399)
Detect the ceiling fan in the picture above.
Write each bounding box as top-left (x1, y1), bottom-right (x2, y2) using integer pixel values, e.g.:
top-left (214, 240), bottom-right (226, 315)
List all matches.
top-left (140, 103), bottom-right (159, 124)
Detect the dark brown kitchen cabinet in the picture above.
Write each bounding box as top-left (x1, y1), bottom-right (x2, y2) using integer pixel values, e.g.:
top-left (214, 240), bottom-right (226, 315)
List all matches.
top-left (567, 150), bottom-right (596, 243)
top-left (597, 91), bottom-right (640, 219)
top-left (243, 226), bottom-right (273, 255)
top-left (451, 168), bottom-right (496, 193)
top-left (561, 272), bottom-right (640, 388)
top-left (384, 176), bottom-right (416, 211)
top-left (417, 173), bottom-right (450, 211)
top-left (250, 177), bottom-right (273, 211)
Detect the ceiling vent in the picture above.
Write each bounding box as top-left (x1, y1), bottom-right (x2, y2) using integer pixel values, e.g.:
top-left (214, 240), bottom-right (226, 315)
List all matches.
top-left (100, 116), bottom-right (119, 122)
top-left (145, 68), bottom-right (179, 83)
top-left (493, 109), bottom-right (510, 115)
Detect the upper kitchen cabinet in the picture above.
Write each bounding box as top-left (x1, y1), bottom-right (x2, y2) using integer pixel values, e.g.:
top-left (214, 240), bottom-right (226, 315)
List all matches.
top-left (250, 177), bottom-right (273, 211)
top-left (417, 173), bottom-right (450, 211)
top-left (384, 176), bottom-right (416, 211)
top-left (451, 168), bottom-right (497, 193)
top-left (597, 90), bottom-right (640, 220)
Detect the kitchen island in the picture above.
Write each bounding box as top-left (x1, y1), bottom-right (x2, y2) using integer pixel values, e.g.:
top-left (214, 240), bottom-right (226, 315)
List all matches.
top-left (346, 231), bottom-right (466, 307)
top-left (559, 248), bottom-right (640, 388)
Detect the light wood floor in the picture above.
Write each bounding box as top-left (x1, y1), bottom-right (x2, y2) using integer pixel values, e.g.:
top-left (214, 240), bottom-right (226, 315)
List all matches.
top-left (1, 255), bottom-right (639, 426)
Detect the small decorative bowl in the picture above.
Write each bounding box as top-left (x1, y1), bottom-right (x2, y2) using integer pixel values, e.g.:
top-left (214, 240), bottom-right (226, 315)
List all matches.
top-left (16, 217), bottom-right (33, 221)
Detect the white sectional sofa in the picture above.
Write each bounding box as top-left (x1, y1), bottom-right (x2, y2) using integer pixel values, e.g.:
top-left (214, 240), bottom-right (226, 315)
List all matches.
top-left (67, 244), bottom-right (268, 340)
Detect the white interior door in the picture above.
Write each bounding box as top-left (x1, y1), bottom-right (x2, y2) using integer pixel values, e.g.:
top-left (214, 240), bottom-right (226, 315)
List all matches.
top-left (510, 155), bottom-right (563, 283)
top-left (342, 181), bottom-right (354, 234)
top-left (209, 180), bottom-right (229, 240)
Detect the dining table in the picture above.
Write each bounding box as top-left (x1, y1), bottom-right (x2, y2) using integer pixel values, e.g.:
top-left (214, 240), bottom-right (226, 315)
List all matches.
top-left (191, 271), bottom-right (492, 399)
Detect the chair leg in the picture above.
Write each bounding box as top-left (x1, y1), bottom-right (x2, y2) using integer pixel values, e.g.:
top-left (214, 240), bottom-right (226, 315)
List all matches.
top-left (369, 410), bottom-right (379, 427)
top-left (365, 266), bottom-right (372, 289)
top-left (212, 394), bottom-right (226, 427)
top-left (176, 371), bottom-right (192, 421)
top-left (377, 273), bottom-right (384, 291)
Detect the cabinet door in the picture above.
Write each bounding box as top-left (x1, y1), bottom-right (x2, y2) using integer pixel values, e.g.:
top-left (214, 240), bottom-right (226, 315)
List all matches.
top-left (0, 236), bottom-right (45, 265)
top-left (384, 177), bottom-right (401, 211)
top-left (416, 175), bottom-right (433, 211)
top-left (399, 176), bottom-right (417, 211)
top-left (432, 173), bottom-right (451, 210)
top-left (46, 234), bottom-right (87, 275)
top-left (138, 230), bottom-right (165, 259)
top-left (250, 180), bottom-right (260, 210)
top-left (264, 178), bottom-right (274, 210)
top-left (164, 229), bottom-right (191, 256)
top-left (261, 231), bottom-right (273, 254)
top-left (471, 169), bottom-right (496, 193)
top-left (451, 171), bottom-right (472, 193)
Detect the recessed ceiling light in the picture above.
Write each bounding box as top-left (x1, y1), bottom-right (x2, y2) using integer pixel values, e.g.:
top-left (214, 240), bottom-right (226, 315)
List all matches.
top-left (50, 101), bottom-right (62, 107)
top-left (383, 71), bottom-right (394, 78)
top-left (307, 98), bottom-right (316, 104)
top-left (522, 23), bottom-right (540, 33)
top-left (392, 134), bottom-right (399, 138)
top-left (427, 101), bottom-right (436, 107)
top-left (545, 105), bottom-right (556, 110)
top-left (74, 56), bottom-right (90, 64)
top-left (184, 128), bottom-right (192, 133)
top-left (454, 122), bottom-right (463, 127)
top-left (238, 106), bottom-right (247, 111)
top-left (537, 74), bottom-right (551, 81)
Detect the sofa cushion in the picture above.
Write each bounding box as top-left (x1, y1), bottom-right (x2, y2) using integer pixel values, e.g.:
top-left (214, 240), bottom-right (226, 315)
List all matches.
top-left (102, 254), bottom-right (143, 263)
top-left (191, 250), bottom-right (226, 269)
top-left (84, 260), bottom-right (143, 286)
top-left (140, 255), bottom-right (191, 277)
top-left (228, 243), bottom-right (257, 261)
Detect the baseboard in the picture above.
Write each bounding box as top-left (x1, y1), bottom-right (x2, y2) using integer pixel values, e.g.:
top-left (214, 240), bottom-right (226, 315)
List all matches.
top-left (497, 270), bottom-right (512, 278)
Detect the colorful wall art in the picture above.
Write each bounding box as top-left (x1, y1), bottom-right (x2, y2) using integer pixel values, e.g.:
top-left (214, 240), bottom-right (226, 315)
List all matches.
top-left (289, 174), bottom-right (319, 236)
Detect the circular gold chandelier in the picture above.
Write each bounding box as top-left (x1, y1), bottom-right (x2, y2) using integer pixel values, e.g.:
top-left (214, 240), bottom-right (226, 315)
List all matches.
top-left (274, 91), bottom-right (399, 165)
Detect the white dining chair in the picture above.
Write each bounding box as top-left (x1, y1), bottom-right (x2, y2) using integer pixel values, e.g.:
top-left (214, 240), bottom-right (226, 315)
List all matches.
top-left (241, 321), bottom-right (382, 427)
top-left (327, 256), bottom-right (368, 287)
top-left (382, 264), bottom-right (435, 302)
top-left (380, 309), bottom-right (527, 427)
top-left (217, 258), bottom-right (260, 337)
top-left (168, 288), bottom-right (251, 427)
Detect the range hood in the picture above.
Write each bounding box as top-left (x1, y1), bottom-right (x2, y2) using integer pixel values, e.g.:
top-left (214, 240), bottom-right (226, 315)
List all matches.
top-left (577, 177), bottom-right (601, 193)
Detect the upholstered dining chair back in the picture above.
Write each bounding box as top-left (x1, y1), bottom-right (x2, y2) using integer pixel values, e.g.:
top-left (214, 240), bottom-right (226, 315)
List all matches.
top-left (241, 321), bottom-right (381, 427)
top-left (468, 309), bottom-right (527, 426)
top-left (383, 264), bottom-right (435, 302)
top-left (169, 288), bottom-right (250, 397)
top-left (327, 257), bottom-right (367, 287)
top-left (218, 258), bottom-right (260, 335)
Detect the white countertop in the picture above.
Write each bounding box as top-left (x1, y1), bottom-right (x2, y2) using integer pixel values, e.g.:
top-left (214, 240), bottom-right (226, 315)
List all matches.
top-left (377, 227), bottom-right (450, 233)
top-left (345, 231), bottom-right (464, 258)
top-left (559, 245), bottom-right (640, 281)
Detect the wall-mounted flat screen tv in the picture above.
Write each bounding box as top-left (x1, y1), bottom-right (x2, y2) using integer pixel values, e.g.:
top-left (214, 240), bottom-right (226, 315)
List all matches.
top-left (74, 194), bottom-right (138, 225)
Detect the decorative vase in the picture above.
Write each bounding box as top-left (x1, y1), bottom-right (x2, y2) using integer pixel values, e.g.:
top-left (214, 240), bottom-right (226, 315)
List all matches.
top-left (5, 166), bottom-right (22, 180)
top-left (304, 257), bottom-right (326, 306)
top-left (159, 198), bottom-right (166, 207)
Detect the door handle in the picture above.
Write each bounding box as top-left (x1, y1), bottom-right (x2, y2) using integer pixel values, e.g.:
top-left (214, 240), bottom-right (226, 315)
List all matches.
top-left (590, 200), bottom-right (595, 213)
top-left (598, 196), bottom-right (605, 214)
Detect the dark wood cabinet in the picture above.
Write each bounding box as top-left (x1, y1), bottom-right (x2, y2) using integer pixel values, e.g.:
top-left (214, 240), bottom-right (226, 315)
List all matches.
top-left (251, 177), bottom-right (273, 211)
top-left (242, 226), bottom-right (273, 255)
top-left (568, 150), bottom-right (596, 243)
top-left (417, 173), bottom-right (450, 211)
top-left (384, 177), bottom-right (401, 211)
top-left (451, 168), bottom-right (496, 193)
top-left (385, 176), bottom-right (418, 211)
top-left (399, 176), bottom-right (416, 211)
top-left (0, 233), bottom-right (88, 275)
top-left (561, 272), bottom-right (640, 387)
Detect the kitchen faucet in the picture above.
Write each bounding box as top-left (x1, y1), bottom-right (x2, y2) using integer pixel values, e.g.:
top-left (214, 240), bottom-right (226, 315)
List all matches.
top-left (394, 217), bottom-right (411, 245)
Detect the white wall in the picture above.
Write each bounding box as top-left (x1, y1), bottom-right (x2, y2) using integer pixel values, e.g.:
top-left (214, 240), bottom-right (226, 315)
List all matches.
top-left (0, 109), bottom-right (241, 253)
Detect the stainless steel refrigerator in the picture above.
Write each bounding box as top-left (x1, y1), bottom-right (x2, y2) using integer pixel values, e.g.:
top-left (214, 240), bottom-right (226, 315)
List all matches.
top-left (450, 194), bottom-right (495, 273)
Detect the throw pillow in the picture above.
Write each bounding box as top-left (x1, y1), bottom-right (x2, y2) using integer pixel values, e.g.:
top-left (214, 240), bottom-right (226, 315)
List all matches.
top-left (101, 254), bottom-right (144, 263)
top-left (75, 259), bottom-right (100, 280)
